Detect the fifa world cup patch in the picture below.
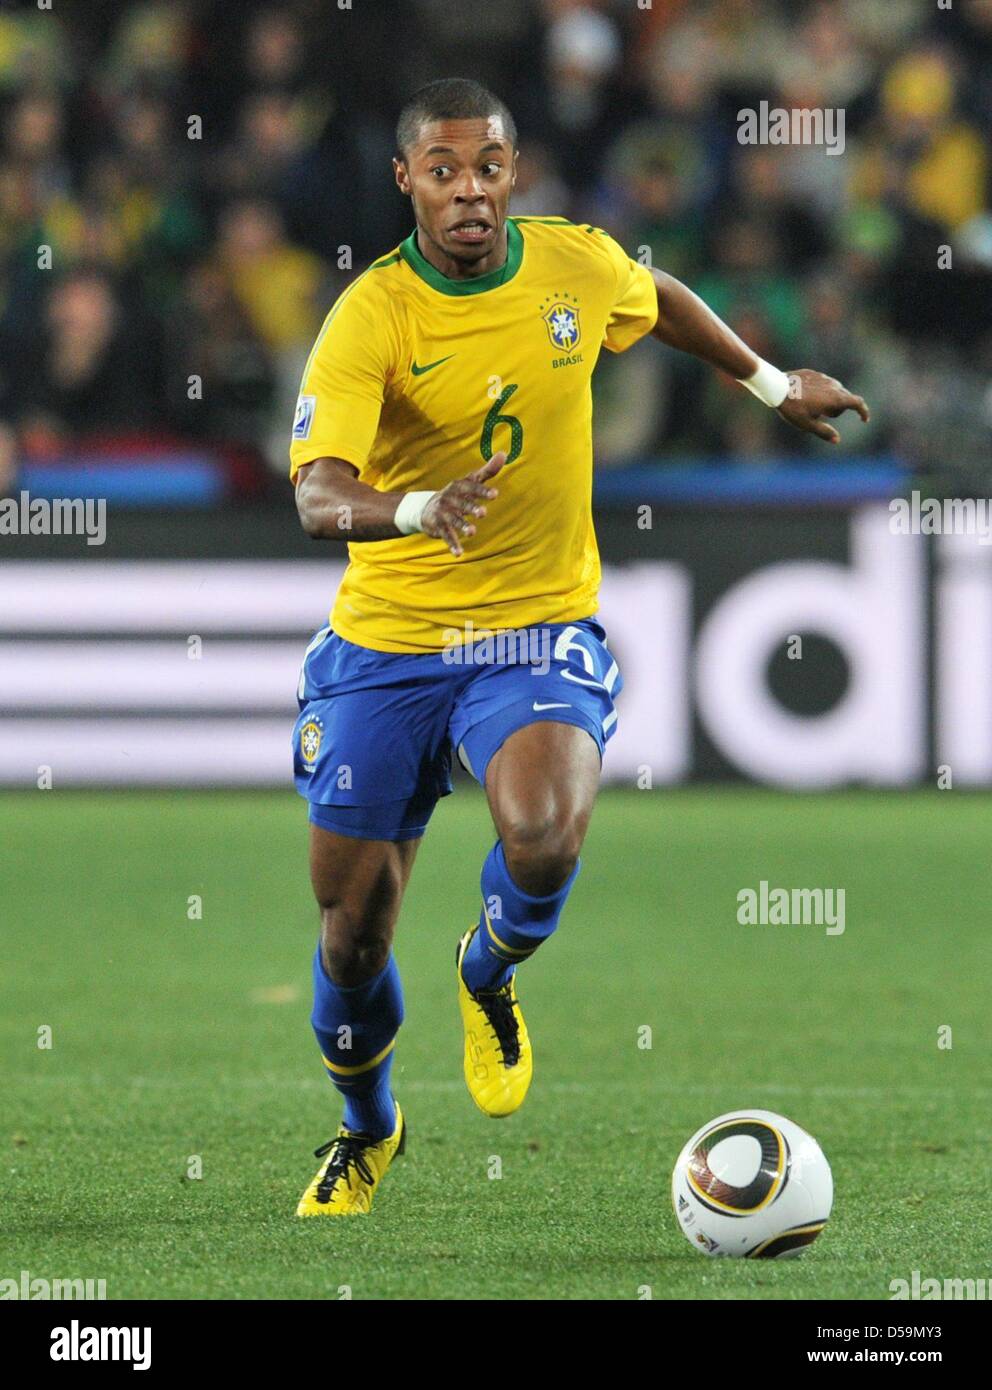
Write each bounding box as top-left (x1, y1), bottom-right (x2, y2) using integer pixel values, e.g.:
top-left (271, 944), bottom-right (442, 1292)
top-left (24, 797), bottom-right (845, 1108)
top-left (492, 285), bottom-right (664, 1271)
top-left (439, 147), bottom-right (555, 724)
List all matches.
top-left (293, 394), bottom-right (317, 440)
top-left (300, 718), bottom-right (323, 771)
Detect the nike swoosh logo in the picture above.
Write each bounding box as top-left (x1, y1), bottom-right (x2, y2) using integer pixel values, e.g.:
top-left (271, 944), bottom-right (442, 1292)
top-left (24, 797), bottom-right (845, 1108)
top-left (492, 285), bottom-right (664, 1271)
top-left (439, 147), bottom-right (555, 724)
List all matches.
top-left (533, 701), bottom-right (572, 711)
top-left (411, 354), bottom-right (455, 376)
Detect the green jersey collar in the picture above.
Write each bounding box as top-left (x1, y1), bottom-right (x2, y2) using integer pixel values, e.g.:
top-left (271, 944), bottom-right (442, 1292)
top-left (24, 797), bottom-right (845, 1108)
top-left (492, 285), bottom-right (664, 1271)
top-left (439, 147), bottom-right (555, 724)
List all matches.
top-left (400, 219), bottom-right (523, 295)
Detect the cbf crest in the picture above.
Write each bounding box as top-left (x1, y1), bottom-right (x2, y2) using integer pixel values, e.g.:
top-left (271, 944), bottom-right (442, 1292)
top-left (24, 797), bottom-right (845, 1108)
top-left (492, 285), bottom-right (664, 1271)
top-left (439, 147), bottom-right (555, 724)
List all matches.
top-left (540, 294), bottom-right (581, 353)
top-left (299, 717), bottom-right (324, 772)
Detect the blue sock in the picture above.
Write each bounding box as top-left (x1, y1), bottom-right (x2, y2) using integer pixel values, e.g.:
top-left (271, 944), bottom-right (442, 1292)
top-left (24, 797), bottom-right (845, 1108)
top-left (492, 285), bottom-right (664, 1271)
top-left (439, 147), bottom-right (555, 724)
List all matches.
top-left (460, 840), bottom-right (580, 993)
top-left (311, 946), bottom-right (404, 1140)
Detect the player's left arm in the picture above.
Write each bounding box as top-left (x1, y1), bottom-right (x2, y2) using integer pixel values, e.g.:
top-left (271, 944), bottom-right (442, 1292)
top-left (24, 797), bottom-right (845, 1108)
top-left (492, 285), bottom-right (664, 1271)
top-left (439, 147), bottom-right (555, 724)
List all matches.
top-left (648, 269), bottom-right (870, 444)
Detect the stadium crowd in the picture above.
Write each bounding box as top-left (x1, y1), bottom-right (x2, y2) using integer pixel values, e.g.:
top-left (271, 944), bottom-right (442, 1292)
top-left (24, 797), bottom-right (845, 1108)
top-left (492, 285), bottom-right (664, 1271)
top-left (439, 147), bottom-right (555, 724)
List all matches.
top-left (0, 0), bottom-right (990, 497)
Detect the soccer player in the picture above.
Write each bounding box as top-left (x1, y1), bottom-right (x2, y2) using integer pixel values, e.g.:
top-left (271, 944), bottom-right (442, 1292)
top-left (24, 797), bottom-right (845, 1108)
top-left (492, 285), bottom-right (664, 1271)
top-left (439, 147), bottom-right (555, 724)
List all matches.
top-left (290, 79), bottom-right (869, 1215)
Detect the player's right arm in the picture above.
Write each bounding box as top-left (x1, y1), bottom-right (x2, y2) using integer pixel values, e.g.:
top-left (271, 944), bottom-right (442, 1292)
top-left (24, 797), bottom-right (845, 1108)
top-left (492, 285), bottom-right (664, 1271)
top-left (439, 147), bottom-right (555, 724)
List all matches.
top-left (291, 274), bottom-right (502, 556)
top-left (294, 453), bottom-right (503, 558)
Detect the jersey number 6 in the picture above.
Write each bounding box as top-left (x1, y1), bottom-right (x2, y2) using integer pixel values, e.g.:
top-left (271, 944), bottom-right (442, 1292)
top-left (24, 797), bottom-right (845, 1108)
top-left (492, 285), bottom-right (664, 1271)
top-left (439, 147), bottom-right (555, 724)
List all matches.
top-left (480, 384), bottom-right (523, 465)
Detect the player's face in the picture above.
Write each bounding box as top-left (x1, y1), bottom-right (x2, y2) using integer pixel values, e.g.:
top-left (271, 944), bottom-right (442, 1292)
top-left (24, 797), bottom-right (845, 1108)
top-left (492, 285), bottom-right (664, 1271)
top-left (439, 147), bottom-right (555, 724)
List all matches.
top-left (394, 116), bottom-right (517, 272)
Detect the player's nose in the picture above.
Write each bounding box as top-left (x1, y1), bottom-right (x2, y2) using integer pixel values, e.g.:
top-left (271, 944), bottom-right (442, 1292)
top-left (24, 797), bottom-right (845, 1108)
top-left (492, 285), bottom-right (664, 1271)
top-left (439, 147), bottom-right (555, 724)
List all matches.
top-left (453, 172), bottom-right (486, 201)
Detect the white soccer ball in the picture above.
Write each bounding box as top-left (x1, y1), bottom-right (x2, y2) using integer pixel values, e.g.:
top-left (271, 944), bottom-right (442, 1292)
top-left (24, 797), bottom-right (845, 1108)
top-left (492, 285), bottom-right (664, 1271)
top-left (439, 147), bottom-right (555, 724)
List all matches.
top-left (672, 1109), bottom-right (833, 1259)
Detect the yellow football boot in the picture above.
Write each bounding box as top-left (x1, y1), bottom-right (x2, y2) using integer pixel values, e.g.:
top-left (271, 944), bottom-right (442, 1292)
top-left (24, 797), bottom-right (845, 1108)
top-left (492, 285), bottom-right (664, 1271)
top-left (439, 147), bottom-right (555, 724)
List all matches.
top-left (456, 926), bottom-right (532, 1118)
top-left (296, 1103), bottom-right (405, 1216)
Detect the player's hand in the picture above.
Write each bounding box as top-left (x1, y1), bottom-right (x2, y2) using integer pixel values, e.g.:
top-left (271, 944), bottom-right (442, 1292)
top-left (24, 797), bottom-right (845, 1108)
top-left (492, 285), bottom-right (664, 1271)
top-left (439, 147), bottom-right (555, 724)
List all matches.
top-left (422, 452), bottom-right (505, 557)
top-left (777, 370), bottom-right (870, 445)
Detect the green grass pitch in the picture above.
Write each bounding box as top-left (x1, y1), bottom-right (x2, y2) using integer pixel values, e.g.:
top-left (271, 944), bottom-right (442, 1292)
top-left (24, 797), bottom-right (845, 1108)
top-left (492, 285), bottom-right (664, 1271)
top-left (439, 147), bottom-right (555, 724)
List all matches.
top-left (2, 786), bottom-right (988, 1300)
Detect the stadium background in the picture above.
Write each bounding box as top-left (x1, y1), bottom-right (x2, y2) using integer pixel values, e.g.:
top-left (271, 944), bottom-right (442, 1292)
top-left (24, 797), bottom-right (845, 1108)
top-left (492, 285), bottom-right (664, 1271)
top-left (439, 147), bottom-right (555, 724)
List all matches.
top-left (3, 0), bottom-right (992, 1304)
top-left (1, 0), bottom-right (991, 787)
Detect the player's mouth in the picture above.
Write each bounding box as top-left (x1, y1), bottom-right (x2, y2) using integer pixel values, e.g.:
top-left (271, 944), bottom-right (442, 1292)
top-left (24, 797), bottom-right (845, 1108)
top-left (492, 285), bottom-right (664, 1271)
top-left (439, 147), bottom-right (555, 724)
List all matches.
top-left (448, 218), bottom-right (493, 245)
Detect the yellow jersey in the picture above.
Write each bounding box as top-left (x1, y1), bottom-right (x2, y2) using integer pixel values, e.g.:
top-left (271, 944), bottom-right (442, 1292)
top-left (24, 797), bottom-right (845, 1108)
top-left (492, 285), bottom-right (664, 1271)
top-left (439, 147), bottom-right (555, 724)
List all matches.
top-left (289, 216), bottom-right (658, 652)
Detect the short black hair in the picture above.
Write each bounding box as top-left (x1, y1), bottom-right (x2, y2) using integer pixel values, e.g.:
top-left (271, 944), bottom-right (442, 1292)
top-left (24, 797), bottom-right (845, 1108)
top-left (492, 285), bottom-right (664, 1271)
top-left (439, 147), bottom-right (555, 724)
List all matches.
top-left (396, 78), bottom-right (517, 159)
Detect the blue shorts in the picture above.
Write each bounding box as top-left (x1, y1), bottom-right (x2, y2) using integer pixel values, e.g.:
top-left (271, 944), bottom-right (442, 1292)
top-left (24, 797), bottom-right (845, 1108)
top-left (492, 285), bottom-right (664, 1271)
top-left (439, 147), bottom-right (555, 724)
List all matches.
top-left (292, 617), bottom-right (622, 841)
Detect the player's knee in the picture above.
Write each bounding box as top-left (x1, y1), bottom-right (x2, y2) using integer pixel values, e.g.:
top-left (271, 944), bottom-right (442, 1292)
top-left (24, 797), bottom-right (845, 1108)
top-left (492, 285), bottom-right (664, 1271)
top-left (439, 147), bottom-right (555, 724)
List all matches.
top-left (319, 910), bottom-right (392, 987)
top-left (502, 815), bottom-right (582, 897)
top-left (314, 865), bottom-right (402, 986)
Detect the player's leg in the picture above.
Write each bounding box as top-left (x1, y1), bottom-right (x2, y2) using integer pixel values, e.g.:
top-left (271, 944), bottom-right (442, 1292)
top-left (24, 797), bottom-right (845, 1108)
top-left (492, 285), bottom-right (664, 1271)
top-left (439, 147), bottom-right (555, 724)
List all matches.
top-left (486, 715), bottom-right (599, 922)
top-left (297, 824), bottom-right (419, 1217)
top-left (467, 719), bottom-right (600, 978)
top-left (310, 824), bottom-right (420, 1126)
top-left (450, 617), bottom-right (620, 1116)
top-left (292, 625), bottom-right (454, 1213)
top-left (453, 723), bottom-right (600, 1117)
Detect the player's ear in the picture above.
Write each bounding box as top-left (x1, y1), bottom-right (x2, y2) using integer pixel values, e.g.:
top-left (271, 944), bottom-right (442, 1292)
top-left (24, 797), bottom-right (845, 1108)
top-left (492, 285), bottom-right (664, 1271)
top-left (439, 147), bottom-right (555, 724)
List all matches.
top-left (511, 150), bottom-right (518, 188)
top-left (393, 157), bottom-right (411, 196)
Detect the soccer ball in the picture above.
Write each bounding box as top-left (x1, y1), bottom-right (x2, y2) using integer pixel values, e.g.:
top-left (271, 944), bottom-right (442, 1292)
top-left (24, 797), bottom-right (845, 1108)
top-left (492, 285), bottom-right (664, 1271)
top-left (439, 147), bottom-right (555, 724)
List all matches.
top-left (672, 1109), bottom-right (833, 1259)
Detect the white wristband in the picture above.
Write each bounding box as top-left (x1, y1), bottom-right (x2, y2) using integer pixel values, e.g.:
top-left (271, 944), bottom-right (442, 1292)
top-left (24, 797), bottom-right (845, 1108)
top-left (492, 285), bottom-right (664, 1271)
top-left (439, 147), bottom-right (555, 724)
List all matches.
top-left (393, 490), bottom-right (437, 536)
top-left (738, 357), bottom-right (791, 408)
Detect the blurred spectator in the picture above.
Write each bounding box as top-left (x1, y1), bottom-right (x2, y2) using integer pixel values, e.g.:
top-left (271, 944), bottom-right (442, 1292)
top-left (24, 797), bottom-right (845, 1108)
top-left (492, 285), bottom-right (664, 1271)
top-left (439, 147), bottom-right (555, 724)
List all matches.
top-left (854, 45), bottom-right (988, 232)
top-left (215, 199), bottom-right (325, 466)
top-left (97, 0), bottom-right (194, 100)
top-left (694, 218), bottom-right (805, 360)
top-left (536, 0), bottom-right (634, 196)
top-left (799, 273), bottom-right (901, 456)
top-left (727, 148), bottom-right (830, 272)
top-left (4, 89), bottom-right (70, 203)
top-left (949, 0), bottom-right (992, 130)
top-left (599, 122), bottom-right (710, 281)
top-left (1, 268), bottom-right (165, 455)
top-left (216, 199), bottom-right (322, 354)
top-left (244, 7), bottom-right (308, 91)
top-left (508, 142), bottom-right (569, 218)
top-left (166, 260), bottom-right (276, 452)
top-left (0, 6), bottom-right (72, 95)
top-left (773, 1), bottom-right (874, 112)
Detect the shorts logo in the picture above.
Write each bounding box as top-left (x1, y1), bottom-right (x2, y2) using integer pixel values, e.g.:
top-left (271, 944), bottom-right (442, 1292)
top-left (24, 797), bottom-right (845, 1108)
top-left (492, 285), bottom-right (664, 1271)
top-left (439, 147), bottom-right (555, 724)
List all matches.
top-left (293, 394), bottom-right (316, 440)
top-left (300, 718), bottom-right (323, 769)
top-left (540, 295), bottom-right (581, 352)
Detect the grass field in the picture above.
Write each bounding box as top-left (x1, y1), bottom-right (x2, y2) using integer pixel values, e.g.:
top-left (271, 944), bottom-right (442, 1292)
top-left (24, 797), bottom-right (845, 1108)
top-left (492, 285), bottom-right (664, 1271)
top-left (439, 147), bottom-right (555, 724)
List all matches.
top-left (2, 786), bottom-right (989, 1301)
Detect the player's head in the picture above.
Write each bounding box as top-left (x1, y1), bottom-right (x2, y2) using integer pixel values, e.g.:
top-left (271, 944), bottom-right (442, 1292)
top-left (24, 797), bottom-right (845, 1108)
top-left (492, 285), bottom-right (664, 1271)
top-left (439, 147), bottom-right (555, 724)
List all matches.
top-left (393, 77), bottom-right (518, 268)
